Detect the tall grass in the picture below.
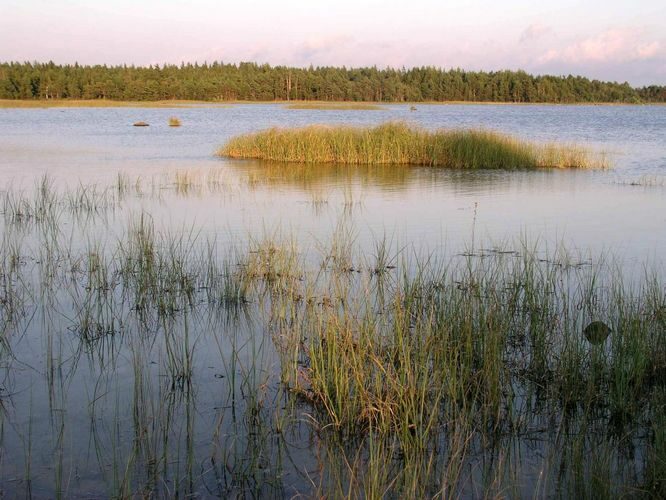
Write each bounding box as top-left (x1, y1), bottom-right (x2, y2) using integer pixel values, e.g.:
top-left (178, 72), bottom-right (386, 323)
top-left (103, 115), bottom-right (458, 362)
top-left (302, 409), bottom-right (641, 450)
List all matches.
top-left (1, 179), bottom-right (663, 498)
top-left (218, 122), bottom-right (607, 169)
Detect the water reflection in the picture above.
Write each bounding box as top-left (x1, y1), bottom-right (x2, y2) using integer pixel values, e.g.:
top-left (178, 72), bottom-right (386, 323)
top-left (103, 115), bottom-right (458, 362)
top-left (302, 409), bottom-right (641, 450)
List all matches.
top-left (217, 159), bottom-right (665, 265)
top-left (0, 104), bottom-right (665, 497)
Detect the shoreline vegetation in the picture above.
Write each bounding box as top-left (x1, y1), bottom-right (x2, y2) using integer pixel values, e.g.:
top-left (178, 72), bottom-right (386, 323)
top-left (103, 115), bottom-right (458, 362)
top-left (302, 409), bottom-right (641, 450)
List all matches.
top-left (1, 61), bottom-right (664, 104)
top-left (0, 98), bottom-right (233, 108)
top-left (218, 122), bottom-right (607, 169)
top-left (0, 174), bottom-right (664, 497)
top-left (3, 98), bottom-right (665, 109)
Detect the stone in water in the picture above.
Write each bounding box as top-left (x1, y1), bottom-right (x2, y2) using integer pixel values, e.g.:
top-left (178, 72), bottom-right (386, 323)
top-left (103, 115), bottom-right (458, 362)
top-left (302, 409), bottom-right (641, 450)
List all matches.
top-left (584, 321), bottom-right (611, 345)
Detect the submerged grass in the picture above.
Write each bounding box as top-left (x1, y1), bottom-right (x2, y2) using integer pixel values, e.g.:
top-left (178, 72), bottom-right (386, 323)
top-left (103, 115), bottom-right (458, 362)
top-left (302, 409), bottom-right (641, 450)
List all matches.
top-left (1, 178), bottom-right (663, 498)
top-left (218, 122), bottom-right (607, 169)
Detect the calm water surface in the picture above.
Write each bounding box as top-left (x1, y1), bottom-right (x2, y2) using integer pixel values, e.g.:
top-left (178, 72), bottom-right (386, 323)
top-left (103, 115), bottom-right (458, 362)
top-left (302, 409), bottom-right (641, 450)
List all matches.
top-left (0, 104), bottom-right (665, 497)
top-left (1, 104), bottom-right (664, 260)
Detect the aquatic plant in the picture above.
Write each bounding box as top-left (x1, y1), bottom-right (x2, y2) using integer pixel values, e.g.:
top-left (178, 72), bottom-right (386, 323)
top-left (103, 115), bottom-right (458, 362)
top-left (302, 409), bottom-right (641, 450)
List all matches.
top-left (218, 122), bottom-right (606, 169)
top-left (1, 178), bottom-right (664, 498)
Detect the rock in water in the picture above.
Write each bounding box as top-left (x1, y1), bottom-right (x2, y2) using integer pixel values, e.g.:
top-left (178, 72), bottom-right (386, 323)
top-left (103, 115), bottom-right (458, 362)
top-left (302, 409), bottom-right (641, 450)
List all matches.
top-left (133, 121), bottom-right (149, 127)
top-left (583, 321), bottom-right (611, 345)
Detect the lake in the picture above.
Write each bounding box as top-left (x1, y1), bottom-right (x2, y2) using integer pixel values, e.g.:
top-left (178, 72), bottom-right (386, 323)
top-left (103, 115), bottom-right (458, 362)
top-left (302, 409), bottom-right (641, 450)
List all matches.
top-left (0, 103), bottom-right (665, 498)
top-left (2, 104), bottom-right (665, 260)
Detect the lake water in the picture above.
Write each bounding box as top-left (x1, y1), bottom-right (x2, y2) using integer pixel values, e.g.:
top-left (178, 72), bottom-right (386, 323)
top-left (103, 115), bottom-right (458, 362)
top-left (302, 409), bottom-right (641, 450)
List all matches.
top-left (1, 104), bottom-right (665, 262)
top-left (0, 103), bottom-right (665, 498)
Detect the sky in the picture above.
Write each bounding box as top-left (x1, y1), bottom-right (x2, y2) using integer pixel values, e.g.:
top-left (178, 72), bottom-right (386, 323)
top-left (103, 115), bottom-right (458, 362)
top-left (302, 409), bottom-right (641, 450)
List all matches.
top-left (1, 0), bottom-right (664, 86)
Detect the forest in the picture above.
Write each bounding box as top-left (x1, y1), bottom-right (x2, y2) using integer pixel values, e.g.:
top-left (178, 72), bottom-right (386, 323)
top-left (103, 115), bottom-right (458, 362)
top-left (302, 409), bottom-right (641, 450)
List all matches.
top-left (1, 61), bottom-right (664, 103)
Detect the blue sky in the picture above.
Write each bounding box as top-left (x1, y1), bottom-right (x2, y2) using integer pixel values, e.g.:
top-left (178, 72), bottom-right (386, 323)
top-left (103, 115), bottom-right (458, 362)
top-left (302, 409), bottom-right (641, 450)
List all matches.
top-left (1, 0), bottom-right (664, 85)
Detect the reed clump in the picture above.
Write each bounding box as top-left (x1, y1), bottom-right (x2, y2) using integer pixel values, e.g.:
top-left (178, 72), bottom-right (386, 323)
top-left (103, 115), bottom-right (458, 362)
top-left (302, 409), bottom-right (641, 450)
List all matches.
top-left (2, 177), bottom-right (664, 498)
top-left (218, 122), bottom-right (607, 169)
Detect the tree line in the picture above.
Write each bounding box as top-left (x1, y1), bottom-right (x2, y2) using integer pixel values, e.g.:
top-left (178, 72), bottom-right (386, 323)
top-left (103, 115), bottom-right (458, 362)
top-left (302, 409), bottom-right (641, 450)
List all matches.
top-left (1, 61), bottom-right (664, 103)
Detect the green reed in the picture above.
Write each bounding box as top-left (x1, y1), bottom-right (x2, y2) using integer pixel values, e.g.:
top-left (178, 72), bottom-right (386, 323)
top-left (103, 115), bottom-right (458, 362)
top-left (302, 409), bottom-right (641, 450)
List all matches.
top-left (0, 179), bottom-right (663, 498)
top-left (218, 122), bottom-right (607, 169)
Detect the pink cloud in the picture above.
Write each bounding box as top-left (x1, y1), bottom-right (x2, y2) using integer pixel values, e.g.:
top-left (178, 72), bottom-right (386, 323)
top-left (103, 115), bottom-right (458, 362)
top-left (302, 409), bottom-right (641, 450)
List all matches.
top-left (537, 28), bottom-right (663, 64)
top-left (291, 35), bottom-right (356, 63)
top-left (636, 41), bottom-right (660, 59)
top-left (520, 23), bottom-right (552, 43)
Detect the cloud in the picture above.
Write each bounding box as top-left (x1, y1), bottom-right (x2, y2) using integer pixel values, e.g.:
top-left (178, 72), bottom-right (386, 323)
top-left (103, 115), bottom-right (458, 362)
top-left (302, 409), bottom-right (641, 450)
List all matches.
top-left (154, 26), bottom-right (666, 86)
top-left (520, 23), bottom-right (552, 43)
top-left (537, 28), bottom-right (663, 65)
top-left (186, 36), bottom-right (413, 69)
top-left (636, 41), bottom-right (660, 59)
top-left (292, 35), bottom-right (355, 63)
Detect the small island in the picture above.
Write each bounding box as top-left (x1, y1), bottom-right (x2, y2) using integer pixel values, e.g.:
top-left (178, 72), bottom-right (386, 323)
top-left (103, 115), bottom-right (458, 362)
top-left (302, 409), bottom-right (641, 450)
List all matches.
top-left (219, 122), bottom-right (605, 169)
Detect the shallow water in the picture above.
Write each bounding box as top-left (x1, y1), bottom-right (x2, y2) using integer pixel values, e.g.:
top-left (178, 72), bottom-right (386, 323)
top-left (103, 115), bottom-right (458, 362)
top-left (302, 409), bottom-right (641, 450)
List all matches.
top-left (1, 104), bottom-right (664, 260)
top-left (0, 103), bottom-right (665, 498)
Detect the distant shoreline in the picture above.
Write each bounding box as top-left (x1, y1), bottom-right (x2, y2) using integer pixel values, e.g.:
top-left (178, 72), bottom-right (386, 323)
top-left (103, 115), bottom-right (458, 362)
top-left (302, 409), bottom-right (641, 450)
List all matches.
top-left (3, 62), bottom-right (662, 104)
top-left (1, 99), bottom-right (664, 109)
